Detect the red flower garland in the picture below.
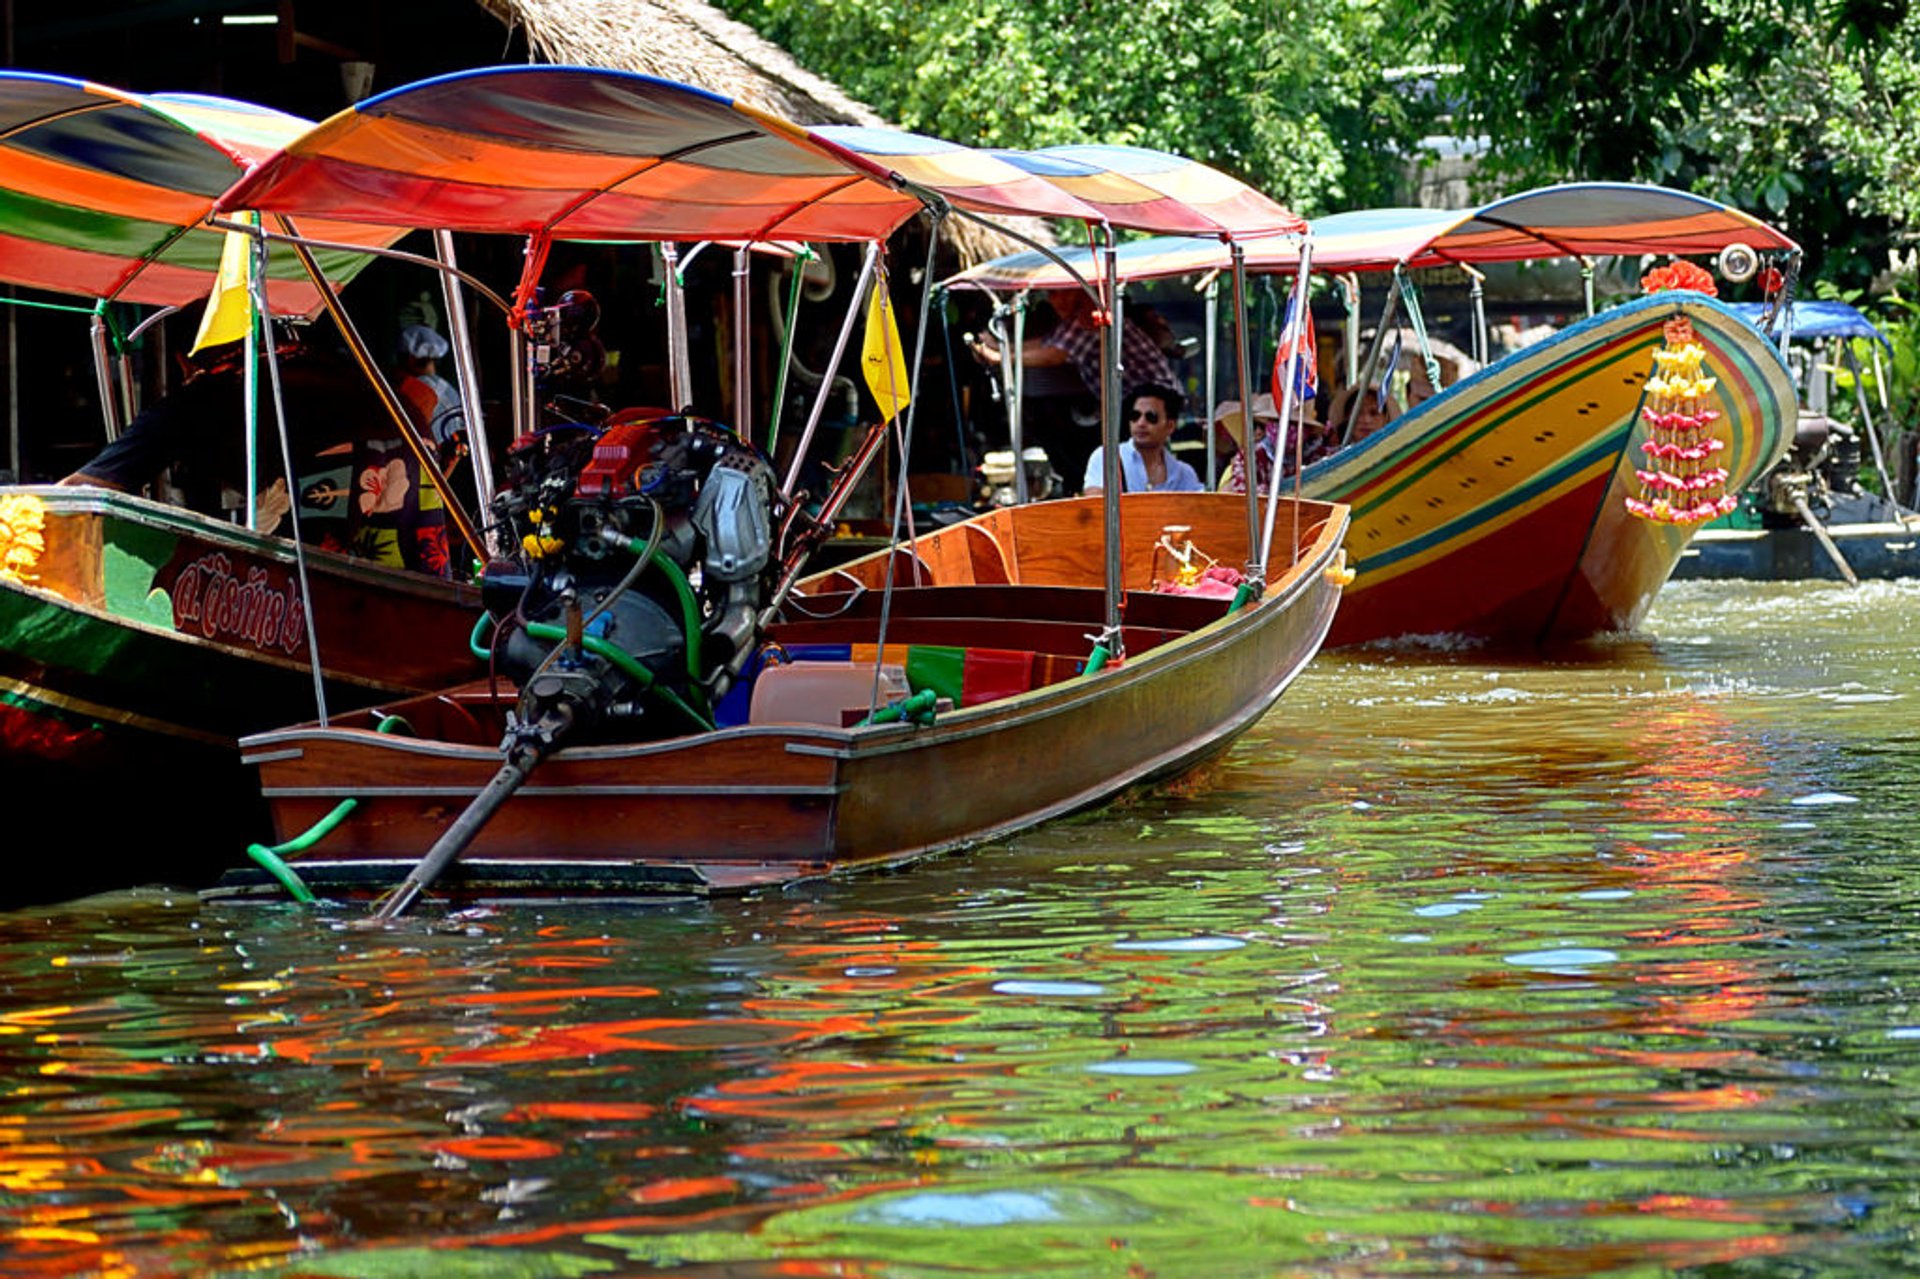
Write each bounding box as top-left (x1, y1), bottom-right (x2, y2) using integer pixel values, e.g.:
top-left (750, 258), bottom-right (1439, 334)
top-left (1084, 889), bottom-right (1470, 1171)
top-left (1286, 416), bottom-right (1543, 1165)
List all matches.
top-left (1640, 261), bottom-right (1718, 297)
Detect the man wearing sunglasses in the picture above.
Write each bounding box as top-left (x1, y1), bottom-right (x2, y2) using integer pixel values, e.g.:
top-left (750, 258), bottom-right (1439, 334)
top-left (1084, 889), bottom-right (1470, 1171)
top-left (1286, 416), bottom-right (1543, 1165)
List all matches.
top-left (1082, 382), bottom-right (1203, 496)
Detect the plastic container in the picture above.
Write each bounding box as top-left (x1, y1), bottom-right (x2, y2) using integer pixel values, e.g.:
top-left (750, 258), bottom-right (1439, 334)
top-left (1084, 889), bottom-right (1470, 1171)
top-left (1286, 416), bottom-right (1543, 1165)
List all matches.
top-left (748, 660), bottom-right (910, 726)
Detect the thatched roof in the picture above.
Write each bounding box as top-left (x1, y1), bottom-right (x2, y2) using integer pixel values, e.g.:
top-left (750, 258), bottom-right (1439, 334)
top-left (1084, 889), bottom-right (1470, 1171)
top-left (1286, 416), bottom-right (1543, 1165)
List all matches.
top-left (473, 0), bottom-right (1047, 265)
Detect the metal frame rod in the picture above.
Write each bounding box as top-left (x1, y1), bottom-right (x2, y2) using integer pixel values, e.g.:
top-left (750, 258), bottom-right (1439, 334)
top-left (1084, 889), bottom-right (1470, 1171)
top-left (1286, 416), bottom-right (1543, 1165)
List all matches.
top-left (1229, 242), bottom-right (1260, 568)
top-left (659, 243), bottom-right (692, 409)
top-left (1841, 342), bottom-right (1900, 506)
top-left (1099, 225), bottom-right (1124, 655)
top-left (1202, 274), bottom-right (1220, 489)
top-left (1259, 240), bottom-right (1314, 575)
top-left (88, 309), bottom-right (124, 442)
top-left (249, 230), bottom-right (329, 725)
top-left (207, 216), bottom-right (511, 317)
top-left (434, 229), bottom-right (496, 532)
top-left (732, 244), bottom-right (752, 443)
top-left (1344, 277), bottom-right (1402, 447)
top-left (780, 241), bottom-right (879, 499)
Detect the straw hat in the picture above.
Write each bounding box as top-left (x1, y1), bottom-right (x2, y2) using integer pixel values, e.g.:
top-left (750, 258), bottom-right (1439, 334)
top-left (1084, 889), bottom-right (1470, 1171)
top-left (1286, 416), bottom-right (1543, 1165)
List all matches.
top-left (1213, 393), bottom-right (1322, 451)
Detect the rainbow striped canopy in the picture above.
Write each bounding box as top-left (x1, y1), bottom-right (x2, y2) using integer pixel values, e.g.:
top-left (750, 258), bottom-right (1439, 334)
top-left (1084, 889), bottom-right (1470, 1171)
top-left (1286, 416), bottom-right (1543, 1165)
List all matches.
top-left (946, 182), bottom-right (1798, 290)
top-left (808, 130), bottom-right (1306, 238)
top-left (0, 71), bottom-right (404, 315)
top-left (217, 66), bottom-right (1305, 243)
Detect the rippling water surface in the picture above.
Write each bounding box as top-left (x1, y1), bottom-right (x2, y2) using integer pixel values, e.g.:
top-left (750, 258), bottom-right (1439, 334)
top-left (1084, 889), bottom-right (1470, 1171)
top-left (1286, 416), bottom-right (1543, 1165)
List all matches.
top-left (5, 579), bottom-right (1920, 1277)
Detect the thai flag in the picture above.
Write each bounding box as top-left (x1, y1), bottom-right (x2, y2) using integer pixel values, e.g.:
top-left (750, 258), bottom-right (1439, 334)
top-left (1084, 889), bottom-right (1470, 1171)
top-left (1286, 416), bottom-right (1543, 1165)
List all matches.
top-left (1271, 289), bottom-right (1318, 409)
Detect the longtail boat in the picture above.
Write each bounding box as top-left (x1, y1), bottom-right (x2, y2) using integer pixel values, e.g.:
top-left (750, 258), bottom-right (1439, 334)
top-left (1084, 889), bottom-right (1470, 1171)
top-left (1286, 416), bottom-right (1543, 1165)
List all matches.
top-left (949, 184), bottom-right (1801, 646)
top-left (225, 493), bottom-right (1346, 898)
top-left (189, 66), bottom-right (1340, 906)
top-left (0, 73), bottom-right (480, 845)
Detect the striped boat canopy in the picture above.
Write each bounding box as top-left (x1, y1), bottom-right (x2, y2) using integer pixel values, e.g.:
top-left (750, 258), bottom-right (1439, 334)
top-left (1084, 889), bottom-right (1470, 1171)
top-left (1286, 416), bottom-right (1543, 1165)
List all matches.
top-left (809, 129), bottom-right (1306, 238)
top-left (218, 66), bottom-right (1304, 244)
top-left (0, 71), bottom-right (405, 315)
top-left (946, 182), bottom-right (1797, 290)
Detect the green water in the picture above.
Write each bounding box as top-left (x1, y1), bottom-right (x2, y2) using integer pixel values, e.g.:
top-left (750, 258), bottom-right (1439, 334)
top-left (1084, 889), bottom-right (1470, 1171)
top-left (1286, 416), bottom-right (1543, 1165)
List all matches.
top-left (4, 579), bottom-right (1919, 1277)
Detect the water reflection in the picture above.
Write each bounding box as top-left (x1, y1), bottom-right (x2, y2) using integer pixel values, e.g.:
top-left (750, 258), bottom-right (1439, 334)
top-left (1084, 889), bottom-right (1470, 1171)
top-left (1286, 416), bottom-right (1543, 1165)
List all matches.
top-left (0, 581), bottom-right (1916, 1274)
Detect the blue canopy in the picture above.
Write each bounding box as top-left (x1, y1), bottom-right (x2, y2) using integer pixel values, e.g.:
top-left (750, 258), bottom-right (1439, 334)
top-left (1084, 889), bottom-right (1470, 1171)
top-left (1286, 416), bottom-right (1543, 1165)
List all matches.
top-left (1732, 300), bottom-right (1890, 347)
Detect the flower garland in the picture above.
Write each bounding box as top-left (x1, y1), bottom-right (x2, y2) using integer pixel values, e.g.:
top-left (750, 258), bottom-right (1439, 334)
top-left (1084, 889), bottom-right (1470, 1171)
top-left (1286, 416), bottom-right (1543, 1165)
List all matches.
top-left (0, 493), bottom-right (47, 585)
top-left (1625, 266), bottom-right (1736, 525)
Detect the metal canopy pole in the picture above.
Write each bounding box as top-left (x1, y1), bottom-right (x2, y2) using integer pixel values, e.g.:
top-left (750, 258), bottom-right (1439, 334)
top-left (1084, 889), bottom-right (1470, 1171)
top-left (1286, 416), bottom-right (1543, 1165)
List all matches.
top-left (1345, 278), bottom-right (1403, 446)
top-left (434, 229), bottom-right (496, 532)
top-left (780, 241), bottom-right (879, 500)
top-left (1229, 242), bottom-right (1259, 566)
top-left (1099, 225), bottom-right (1124, 657)
top-left (1841, 342), bottom-right (1900, 507)
top-left (87, 309), bottom-right (124, 442)
top-left (1259, 240), bottom-right (1314, 576)
top-left (1202, 273), bottom-right (1220, 489)
top-left (732, 245), bottom-right (753, 443)
top-left (1002, 293), bottom-right (1029, 504)
top-left (659, 243), bottom-right (692, 410)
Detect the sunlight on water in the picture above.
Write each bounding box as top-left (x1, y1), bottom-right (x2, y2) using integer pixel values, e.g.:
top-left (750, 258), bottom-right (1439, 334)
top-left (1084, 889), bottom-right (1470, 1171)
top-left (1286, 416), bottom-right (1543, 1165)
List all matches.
top-left (0, 580), bottom-right (1917, 1275)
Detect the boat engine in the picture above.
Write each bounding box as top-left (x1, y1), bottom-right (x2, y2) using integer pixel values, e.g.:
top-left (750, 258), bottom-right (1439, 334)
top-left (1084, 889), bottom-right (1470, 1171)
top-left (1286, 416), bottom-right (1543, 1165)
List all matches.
top-left (480, 413), bottom-right (780, 743)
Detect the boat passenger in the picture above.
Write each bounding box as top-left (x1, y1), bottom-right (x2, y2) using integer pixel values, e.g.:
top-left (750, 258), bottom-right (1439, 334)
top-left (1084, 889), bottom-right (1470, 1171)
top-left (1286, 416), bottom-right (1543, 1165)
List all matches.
top-left (1214, 393), bottom-right (1336, 493)
top-left (1330, 380), bottom-right (1402, 446)
top-left (395, 324), bottom-right (465, 460)
top-left (965, 289), bottom-right (1175, 401)
top-left (61, 336), bottom-right (456, 577)
top-left (1083, 383), bottom-right (1204, 495)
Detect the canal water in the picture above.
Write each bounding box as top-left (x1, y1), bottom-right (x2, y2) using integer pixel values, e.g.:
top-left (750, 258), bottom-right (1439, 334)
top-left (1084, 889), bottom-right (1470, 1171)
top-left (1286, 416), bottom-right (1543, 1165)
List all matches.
top-left (4, 579), bottom-right (1918, 1277)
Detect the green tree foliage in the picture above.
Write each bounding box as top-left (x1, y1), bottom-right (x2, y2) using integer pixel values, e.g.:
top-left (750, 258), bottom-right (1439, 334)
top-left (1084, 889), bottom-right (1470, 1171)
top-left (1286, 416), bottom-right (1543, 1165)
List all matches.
top-left (716, 0), bottom-right (1434, 216)
top-left (1422, 0), bottom-right (1920, 285)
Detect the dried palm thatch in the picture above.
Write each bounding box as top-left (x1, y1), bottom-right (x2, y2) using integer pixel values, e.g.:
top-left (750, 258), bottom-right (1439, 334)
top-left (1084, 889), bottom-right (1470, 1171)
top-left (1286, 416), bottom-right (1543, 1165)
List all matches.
top-left (472, 0), bottom-right (1049, 266)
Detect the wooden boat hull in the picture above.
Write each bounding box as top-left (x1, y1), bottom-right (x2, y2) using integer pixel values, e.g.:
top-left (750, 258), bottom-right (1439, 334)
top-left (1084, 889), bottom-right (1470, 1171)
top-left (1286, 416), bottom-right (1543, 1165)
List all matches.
top-left (1302, 294), bottom-right (1794, 646)
top-left (225, 493), bottom-right (1348, 898)
top-left (0, 487), bottom-right (483, 892)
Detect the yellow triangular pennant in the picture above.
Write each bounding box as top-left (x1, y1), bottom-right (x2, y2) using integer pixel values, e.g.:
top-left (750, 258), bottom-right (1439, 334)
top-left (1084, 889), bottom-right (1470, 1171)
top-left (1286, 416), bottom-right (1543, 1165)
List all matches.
top-left (860, 275), bottom-right (910, 424)
top-left (191, 212), bottom-right (257, 354)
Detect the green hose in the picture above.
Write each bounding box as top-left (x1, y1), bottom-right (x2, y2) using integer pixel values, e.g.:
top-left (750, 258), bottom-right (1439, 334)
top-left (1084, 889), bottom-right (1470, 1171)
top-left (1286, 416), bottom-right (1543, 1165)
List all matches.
top-left (521, 621), bottom-right (715, 731)
top-left (856, 688), bottom-right (938, 727)
top-left (1082, 644), bottom-right (1111, 676)
top-left (1229, 581), bottom-right (1255, 613)
top-left (623, 536), bottom-right (704, 689)
top-left (469, 612), bottom-right (494, 660)
top-left (245, 714), bottom-right (410, 903)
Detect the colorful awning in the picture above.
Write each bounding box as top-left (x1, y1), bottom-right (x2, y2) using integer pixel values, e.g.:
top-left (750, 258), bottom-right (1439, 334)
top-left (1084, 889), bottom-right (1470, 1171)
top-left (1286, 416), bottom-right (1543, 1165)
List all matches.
top-left (808, 129), bottom-right (1307, 238)
top-left (0, 71), bottom-right (403, 315)
top-left (946, 183), bottom-right (1797, 290)
top-left (217, 67), bottom-right (928, 243)
top-left (217, 66), bottom-right (1306, 244)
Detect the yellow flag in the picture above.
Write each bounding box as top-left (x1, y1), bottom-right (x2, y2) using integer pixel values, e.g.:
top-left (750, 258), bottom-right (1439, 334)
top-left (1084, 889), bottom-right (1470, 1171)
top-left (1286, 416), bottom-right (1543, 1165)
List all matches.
top-left (860, 278), bottom-right (910, 424)
top-left (191, 212), bottom-right (257, 353)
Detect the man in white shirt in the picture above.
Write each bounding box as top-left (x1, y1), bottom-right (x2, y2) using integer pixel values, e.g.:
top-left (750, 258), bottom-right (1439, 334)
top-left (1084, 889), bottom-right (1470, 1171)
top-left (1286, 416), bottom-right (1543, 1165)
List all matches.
top-left (1083, 383), bottom-right (1203, 495)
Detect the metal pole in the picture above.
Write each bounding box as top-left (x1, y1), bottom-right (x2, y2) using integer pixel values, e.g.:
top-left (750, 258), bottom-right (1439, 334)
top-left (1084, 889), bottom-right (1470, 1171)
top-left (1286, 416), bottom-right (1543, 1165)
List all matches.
top-left (4, 286), bottom-right (17, 479)
top-left (1345, 281), bottom-right (1402, 447)
top-left (1259, 241), bottom-right (1313, 575)
top-left (781, 242), bottom-right (879, 499)
top-left (1342, 273), bottom-right (1361, 388)
top-left (250, 232), bottom-right (329, 726)
top-left (732, 244), bottom-right (752, 443)
top-left (1229, 242), bottom-right (1259, 568)
top-left (88, 310), bottom-right (124, 442)
top-left (1099, 227), bottom-right (1124, 656)
top-left (1464, 265), bottom-right (1488, 367)
top-left (434, 229), bottom-right (496, 527)
top-left (1202, 273), bottom-right (1220, 489)
top-left (994, 299), bottom-right (1028, 504)
top-left (1842, 342), bottom-right (1899, 507)
top-left (659, 243), bottom-right (691, 410)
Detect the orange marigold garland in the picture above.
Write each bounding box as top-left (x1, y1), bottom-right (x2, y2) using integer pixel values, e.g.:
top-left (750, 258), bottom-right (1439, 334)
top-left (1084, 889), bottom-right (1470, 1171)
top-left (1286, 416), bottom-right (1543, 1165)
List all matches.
top-left (1625, 266), bottom-right (1736, 525)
